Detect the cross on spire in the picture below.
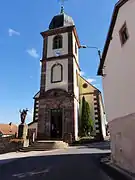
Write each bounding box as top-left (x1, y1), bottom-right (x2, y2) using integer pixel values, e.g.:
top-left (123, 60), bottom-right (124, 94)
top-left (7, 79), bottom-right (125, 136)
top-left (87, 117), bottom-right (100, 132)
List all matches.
top-left (58, 0), bottom-right (68, 14)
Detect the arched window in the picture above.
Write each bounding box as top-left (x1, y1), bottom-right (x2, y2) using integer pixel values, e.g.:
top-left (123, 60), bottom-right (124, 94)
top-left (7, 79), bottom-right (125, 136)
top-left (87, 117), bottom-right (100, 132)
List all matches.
top-left (53, 35), bottom-right (63, 49)
top-left (51, 63), bottom-right (63, 83)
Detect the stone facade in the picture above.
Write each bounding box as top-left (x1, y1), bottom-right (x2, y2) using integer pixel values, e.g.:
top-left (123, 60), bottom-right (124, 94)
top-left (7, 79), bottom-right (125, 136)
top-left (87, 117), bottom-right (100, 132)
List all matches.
top-left (37, 89), bottom-right (74, 140)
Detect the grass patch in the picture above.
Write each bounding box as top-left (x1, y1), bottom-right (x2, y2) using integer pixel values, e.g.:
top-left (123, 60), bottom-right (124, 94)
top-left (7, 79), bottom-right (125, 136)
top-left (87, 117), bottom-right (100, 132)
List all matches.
top-left (72, 136), bottom-right (98, 145)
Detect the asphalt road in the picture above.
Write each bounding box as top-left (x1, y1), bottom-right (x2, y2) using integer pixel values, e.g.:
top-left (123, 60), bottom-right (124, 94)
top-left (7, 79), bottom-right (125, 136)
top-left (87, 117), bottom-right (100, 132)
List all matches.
top-left (0, 141), bottom-right (112, 180)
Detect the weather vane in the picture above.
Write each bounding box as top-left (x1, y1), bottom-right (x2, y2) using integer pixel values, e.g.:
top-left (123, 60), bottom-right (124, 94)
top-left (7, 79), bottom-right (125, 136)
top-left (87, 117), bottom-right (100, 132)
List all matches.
top-left (58, 0), bottom-right (68, 13)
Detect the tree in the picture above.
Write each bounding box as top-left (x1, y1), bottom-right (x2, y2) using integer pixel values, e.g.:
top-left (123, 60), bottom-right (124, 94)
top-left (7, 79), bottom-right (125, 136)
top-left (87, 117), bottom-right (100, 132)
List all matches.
top-left (81, 96), bottom-right (94, 136)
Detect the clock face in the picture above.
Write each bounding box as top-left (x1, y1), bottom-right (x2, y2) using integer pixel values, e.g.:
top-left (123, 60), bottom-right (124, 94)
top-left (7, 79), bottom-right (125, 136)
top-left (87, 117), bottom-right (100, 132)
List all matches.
top-left (55, 50), bottom-right (61, 57)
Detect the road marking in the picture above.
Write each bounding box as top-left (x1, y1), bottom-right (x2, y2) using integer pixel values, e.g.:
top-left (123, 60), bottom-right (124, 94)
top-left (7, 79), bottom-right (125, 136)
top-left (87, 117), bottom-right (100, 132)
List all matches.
top-left (12, 167), bottom-right (51, 178)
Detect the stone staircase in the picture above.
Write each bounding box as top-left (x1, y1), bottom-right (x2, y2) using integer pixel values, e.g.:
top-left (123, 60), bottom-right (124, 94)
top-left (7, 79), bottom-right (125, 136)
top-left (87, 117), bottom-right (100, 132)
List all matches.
top-left (20, 140), bottom-right (68, 152)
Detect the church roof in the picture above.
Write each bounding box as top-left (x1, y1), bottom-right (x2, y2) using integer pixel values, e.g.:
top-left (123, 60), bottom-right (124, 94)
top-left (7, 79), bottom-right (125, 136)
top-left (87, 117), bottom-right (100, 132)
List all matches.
top-left (49, 8), bottom-right (74, 30)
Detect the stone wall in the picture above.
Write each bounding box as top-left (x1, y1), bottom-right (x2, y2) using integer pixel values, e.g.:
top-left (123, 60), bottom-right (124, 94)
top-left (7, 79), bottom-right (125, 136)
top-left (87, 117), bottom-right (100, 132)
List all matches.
top-left (0, 136), bottom-right (23, 154)
top-left (37, 89), bottom-right (75, 140)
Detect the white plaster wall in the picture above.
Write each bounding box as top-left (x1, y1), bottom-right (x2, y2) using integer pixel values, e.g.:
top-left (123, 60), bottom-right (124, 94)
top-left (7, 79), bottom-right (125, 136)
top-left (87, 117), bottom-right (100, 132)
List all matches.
top-left (99, 98), bottom-right (106, 138)
top-left (47, 33), bottom-right (68, 58)
top-left (73, 58), bottom-right (79, 100)
top-left (72, 32), bottom-right (79, 63)
top-left (2, 135), bottom-right (12, 137)
top-left (28, 122), bottom-right (38, 137)
top-left (103, 0), bottom-right (135, 122)
top-left (73, 53), bottom-right (79, 140)
top-left (45, 59), bottom-right (68, 91)
top-left (74, 99), bottom-right (79, 140)
top-left (109, 113), bottom-right (135, 173)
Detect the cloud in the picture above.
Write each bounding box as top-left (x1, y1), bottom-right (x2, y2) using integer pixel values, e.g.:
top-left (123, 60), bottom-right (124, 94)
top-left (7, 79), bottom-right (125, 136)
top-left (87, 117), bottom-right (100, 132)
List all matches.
top-left (86, 78), bottom-right (96, 83)
top-left (80, 71), bottom-right (85, 76)
top-left (8, 28), bottom-right (20, 36)
top-left (27, 48), bottom-right (39, 58)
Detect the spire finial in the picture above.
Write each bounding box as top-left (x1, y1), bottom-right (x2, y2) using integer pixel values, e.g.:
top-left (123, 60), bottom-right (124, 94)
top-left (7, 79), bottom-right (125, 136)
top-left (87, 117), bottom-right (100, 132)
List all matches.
top-left (58, 0), bottom-right (67, 14)
top-left (60, 5), bottom-right (64, 14)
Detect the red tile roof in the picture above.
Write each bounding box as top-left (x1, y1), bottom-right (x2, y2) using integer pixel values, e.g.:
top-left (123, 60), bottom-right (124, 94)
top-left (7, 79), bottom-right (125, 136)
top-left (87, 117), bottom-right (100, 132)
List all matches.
top-left (0, 123), bottom-right (18, 135)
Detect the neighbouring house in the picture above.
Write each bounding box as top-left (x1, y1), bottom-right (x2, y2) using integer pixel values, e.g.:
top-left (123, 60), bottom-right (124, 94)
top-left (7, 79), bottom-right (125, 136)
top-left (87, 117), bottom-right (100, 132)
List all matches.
top-left (0, 123), bottom-right (17, 137)
top-left (98, 0), bottom-right (135, 174)
top-left (28, 6), bottom-right (107, 142)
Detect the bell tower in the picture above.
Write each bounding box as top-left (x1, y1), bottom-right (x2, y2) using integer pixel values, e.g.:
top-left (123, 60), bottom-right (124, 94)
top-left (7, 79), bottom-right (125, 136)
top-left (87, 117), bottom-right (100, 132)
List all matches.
top-left (38, 6), bottom-right (81, 141)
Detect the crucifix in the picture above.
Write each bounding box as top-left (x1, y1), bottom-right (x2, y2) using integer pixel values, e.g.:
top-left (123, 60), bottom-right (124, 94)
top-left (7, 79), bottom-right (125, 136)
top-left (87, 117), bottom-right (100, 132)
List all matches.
top-left (58, 0), bottom-right (68, 13)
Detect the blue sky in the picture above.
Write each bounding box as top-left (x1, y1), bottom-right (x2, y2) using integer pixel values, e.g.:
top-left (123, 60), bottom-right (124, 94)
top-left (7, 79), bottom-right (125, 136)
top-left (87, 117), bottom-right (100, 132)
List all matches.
top-left (0, 0), bottom-right (117, 124)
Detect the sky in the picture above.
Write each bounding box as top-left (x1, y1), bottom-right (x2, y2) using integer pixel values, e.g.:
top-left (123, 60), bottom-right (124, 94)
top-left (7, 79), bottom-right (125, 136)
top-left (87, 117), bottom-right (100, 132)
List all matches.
top-left (0, 0), bottom-right (118, 124)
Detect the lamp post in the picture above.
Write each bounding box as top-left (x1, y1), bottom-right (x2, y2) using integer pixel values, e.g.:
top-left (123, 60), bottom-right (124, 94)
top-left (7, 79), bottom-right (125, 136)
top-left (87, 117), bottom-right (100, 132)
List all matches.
top-left (80, 45), bottom-right (102, 61)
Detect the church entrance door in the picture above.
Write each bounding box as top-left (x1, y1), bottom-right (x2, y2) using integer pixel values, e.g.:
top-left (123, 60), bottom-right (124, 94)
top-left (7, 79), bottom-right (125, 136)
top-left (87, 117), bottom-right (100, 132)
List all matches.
top-left (50, 109), bottom-right (62, 139)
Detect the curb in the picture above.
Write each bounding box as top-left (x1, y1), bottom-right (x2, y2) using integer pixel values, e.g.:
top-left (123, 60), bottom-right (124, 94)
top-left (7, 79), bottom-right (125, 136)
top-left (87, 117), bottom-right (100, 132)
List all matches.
top-left (100, 160), bottom-right (135, 180)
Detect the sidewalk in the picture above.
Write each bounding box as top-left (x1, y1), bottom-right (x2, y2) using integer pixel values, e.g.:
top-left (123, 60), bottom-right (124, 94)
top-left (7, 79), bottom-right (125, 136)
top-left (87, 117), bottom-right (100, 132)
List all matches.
top-left (100, 156), bottom-right (135, 180)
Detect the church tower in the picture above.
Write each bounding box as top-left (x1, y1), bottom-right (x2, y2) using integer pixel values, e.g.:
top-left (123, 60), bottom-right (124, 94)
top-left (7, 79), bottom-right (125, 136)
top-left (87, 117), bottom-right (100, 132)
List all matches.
top-left (37, 6), bottom-right (80, 141)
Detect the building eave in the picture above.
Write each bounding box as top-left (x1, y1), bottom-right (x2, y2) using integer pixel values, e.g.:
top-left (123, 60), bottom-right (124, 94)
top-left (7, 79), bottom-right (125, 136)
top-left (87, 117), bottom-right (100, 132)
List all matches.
top-left (33, 91), bottom-right (40, 99)
top-left (97, 0), bottom-right (129, 76)
top-left (28, 120), bottom-right (38, 126)
top-left (40, 25), bottom-right (80, 48)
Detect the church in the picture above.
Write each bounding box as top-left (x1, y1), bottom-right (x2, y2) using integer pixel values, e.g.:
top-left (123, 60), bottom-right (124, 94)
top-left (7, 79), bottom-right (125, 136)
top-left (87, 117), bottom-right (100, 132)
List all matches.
top-left (28, 6), bottom-right (107, 142)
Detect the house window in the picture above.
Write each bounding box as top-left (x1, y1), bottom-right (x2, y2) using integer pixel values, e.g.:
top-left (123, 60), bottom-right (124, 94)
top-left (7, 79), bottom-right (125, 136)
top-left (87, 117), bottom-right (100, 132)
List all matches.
top-left (119, 22), bottom-right (129, 45)
top-left (53, 35), bottom-right (63, 49)
top-left (51, 63), bottom-right (63, 83)
top-left (75, 43), bottom-right (77, 55)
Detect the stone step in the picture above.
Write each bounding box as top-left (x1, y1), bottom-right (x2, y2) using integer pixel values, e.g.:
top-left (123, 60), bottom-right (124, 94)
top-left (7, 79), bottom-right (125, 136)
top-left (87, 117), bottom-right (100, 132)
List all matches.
top-left (33, 141), bottom-right (68, 149)
top-left (19, 147), bottom-right (50, 152)
top-left (20, 140), bottom-right (68, 152)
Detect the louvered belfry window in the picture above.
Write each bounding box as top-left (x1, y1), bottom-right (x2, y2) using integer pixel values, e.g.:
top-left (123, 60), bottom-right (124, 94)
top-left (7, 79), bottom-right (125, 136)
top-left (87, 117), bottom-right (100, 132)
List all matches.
top-left (53, 35), bottom-right (63, 49)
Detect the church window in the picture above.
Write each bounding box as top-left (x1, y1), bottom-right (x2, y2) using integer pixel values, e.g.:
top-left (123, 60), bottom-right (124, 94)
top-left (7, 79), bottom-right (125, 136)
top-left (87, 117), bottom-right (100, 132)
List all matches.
top-left (51, 63), bottom-right (63, 83)
top-left (83, 83), bottom-right (88, 88)
top-left (53, 35), bottom-right (63, 49)
top-left (119, 22), bottom-right (129, 46)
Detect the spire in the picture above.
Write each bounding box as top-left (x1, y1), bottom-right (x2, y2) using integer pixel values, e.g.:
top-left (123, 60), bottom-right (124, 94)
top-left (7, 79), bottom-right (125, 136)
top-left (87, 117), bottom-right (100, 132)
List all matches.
top-left (49, 0), bottom-right (74, 30)
top-left (60, 5), bottom-right (64, 14)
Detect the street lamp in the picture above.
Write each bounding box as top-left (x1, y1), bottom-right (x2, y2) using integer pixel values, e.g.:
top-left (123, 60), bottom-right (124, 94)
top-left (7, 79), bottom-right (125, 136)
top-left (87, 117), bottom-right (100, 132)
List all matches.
top-left (80, 45), bottom-right (102, 61)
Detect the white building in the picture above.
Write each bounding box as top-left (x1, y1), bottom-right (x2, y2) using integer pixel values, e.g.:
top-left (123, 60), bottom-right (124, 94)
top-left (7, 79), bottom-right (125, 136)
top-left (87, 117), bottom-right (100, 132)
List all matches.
top-left (98, 0), bottom-right (135, 173)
